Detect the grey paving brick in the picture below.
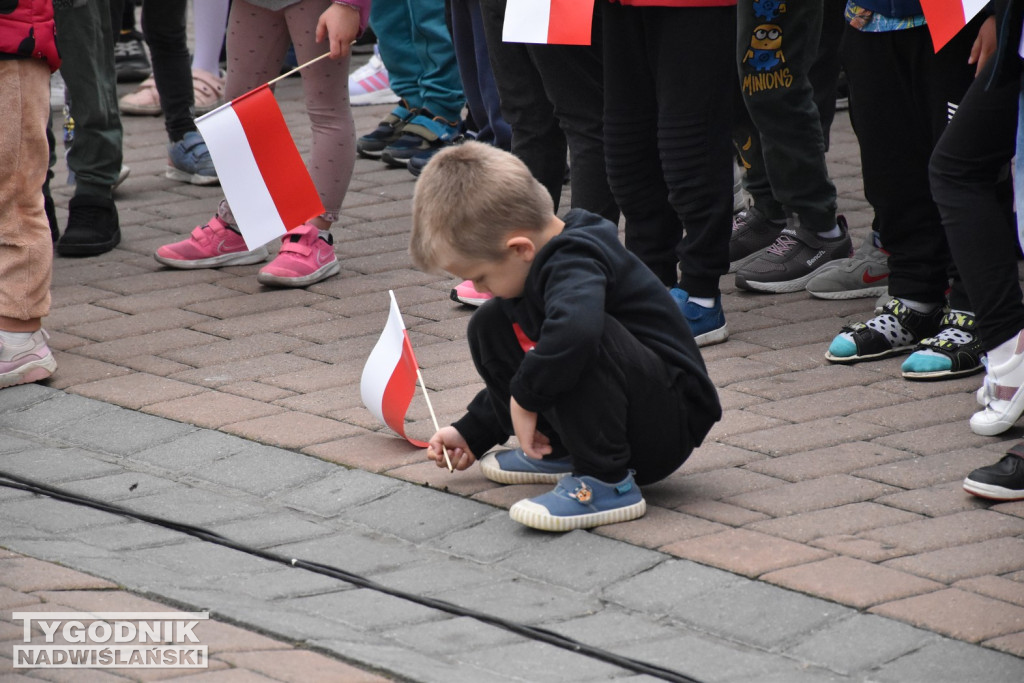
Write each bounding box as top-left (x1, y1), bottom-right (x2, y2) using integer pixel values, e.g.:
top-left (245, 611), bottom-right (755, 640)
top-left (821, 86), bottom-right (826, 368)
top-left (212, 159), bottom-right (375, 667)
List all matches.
top-left (0, 391), bottom-right (119, 435)
top-left (211, 599), bottom-right (370, 644)
top-left (602, 559), bottom-right (745, 614)
top-left (432, 577), bottom-right (603, 624)
top-left (272, 530), bottom-right (441, 576)
top-left (0, 447), bottom-right (122, 483)
top-left (189, 444), bottom-right (336, 495)
top-left (379, 615), bottom-right (524, 656)
top-left (0, 435), bottom-right (36, 454)
top-left (208, 512), bottom-right (335, 548)
top-left (72, 519), bottom-right (189, 550)
top-left (120, 487), bottom-right (268, 526)
top-left (0, 382), bottom-right (54, 413)
top-left (0, 495), bottom-right (127, 535)
top-left (129, 428), bottom-right (250, 471)
top-left (428, 512), bottom-right (563, 563)
top-left (615, 633), bottom-right (795, 683)
top-left (342, 482), bottom-right (499, 542)
top-left (59, 470), bottom-right (180, 501)
top-left (369, 556), bottom-right (516, 598)
top-left (285, 587), bottom-right (447, 631)
top-left (273, 468), bottom-right (406, 517)
top-left (458, 639), bottom-right (628, 682)
top-left (129, 540), bottom-right (281, 582)
top-left (495, 529), bottom-right (665, 593)
top-left (784, 613), bottom-right (938, 675)
top-left (315, 640), bottom-right (515, 683)
top-left (55, 407), bottom-right (197, 455)
top-left (672, 580), bottom-right (854, 651)
top-left (540, 609), bottom-right (690, 649)
top-left (868, 638), bottom-right (1024, 683)
top-left (204, 566), bottom-right (348, 600)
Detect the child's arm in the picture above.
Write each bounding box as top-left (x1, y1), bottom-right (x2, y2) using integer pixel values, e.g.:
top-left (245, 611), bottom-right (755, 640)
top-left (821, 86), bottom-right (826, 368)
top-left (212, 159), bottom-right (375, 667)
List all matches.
top-left (510, 397), bottom-right (553, 459)
top-left (427, 426), bottom-right (476, 470)
top-left (316, 2), bottom-right (364, 59)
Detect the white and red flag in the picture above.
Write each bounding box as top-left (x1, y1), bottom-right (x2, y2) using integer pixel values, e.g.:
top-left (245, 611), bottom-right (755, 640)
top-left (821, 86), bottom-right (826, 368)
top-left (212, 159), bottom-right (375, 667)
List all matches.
top-left (502, 0), bottom-right (595, 45)
top-left (360, 291), bottom-right (428, 448)
top-left (920, 0), bottom-right (988, 52)
top-left (195, 85), bottom-right (325, 250)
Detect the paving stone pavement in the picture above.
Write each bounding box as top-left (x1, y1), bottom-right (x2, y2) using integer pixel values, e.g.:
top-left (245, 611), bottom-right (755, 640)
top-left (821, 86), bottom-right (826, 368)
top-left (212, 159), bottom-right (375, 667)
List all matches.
top-left (2, 60), bottom-right (1024, 681)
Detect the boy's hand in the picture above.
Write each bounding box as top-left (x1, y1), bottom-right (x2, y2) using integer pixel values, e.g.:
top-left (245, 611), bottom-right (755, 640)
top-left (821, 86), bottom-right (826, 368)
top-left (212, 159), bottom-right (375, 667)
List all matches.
top-left (969, 15), bottom-right (996, 76)
top-left (316, 3), bottom-right (360, 59)
top-left (427, 426), bottom-right (475, 470)
top-left (510, 397), bottom-right (552, 459)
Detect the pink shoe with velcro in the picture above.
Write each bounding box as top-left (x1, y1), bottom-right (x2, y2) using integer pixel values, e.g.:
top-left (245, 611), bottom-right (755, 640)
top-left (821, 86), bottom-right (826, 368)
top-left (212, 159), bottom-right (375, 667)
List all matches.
top-left (154, 216), bottom-right (268, 269)
top-left (257, 223), bottom-right (341, 288)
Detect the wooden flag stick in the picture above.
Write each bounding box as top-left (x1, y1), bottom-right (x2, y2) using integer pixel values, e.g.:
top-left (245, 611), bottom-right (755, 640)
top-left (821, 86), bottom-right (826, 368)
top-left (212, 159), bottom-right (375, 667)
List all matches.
top-left (266, 51), bottom-right (333, 88)
top-left (416, 367), bottom-right (453, 472)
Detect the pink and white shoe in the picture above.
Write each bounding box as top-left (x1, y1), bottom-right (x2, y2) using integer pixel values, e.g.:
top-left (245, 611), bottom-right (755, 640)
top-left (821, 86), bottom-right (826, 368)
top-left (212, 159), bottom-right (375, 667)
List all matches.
top-left (0, 329), bottom-right (57, 388)
top-left (450, 279), bottom-right (492, 307)
top-left (154, 216), bottom-right (268, 269)
top-left (257, 223), bottom-right (341, 288)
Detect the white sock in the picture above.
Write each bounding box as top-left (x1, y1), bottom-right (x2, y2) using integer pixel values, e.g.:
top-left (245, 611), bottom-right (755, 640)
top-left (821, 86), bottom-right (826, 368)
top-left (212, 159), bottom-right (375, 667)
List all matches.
top-left (817, 224), bottom-right (842, 239)
top-left (688, 296), bottom-right (716, 309)
top-left (0, 330), bottom-right (33, 345)
top-left (899, 298), bottom-right (939, 314)
top-left (987, 331), bottom-right (1023, 368)
top-left (191, 0), bottom-right (230, 75)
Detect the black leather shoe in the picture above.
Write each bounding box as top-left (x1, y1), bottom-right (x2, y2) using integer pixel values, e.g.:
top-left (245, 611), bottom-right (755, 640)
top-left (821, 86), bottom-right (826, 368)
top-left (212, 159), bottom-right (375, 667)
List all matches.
top-left (57, 195), bottom-right (121, 256)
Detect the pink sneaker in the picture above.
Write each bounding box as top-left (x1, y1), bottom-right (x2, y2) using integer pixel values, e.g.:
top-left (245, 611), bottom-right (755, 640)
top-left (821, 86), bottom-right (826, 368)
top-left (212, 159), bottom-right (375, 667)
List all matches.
top-left (154, 216), bottom-right (268, 269)
top-left (450, 279), bottom-right (492, 307)
top-left (257, 223), bottom-right (341, 287)
top-left (0, 329), bottom-right (57, 388)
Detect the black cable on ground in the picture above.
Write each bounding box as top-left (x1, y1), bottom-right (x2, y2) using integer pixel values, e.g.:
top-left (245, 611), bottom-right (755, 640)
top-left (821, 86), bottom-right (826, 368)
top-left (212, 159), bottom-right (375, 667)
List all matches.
top-left (0, 471), bottom-right (704, 683)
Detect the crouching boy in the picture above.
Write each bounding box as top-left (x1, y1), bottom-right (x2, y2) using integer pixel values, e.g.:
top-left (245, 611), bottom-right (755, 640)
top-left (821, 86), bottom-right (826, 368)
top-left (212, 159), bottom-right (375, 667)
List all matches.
top-left (409, 142), bottom-right (721, 532)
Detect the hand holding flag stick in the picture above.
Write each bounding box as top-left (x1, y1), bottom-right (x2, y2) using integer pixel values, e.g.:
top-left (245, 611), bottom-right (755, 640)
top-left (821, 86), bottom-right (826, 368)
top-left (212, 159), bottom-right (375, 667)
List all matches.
top-left (415, 366), bottom-right (455, 472)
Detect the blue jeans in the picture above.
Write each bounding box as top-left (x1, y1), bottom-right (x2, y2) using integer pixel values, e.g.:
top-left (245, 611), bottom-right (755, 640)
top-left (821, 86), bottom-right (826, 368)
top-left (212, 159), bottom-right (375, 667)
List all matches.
top-left (370, 0), bottom-right (464, 122)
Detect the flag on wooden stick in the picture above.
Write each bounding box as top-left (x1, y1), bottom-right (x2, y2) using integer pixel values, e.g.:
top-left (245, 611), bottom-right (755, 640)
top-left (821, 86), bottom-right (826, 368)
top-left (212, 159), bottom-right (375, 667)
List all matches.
top-left (196, 84), bottom-right (325, 250)
top-left (361, 291), bottom-right (429, 448)
top-left (919, 0), bottom-right (988, 52)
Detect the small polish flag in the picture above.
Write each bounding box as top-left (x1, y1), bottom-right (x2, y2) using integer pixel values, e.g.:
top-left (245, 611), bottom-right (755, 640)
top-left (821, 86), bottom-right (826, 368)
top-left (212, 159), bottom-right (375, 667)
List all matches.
top-left (920, 0), bottom-right (988, 52)
top-left (502, 0), bottom-right (595, 46)
top-left (196, 85), bottom-right (325, 250)
top-left (360, 291), bottom-right (428, 447)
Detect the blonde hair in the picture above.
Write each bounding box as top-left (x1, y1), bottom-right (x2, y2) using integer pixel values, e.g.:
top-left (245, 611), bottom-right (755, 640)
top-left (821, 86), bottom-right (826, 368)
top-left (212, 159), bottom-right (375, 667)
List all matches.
top-left (410, 141), bottom-right (554, 273)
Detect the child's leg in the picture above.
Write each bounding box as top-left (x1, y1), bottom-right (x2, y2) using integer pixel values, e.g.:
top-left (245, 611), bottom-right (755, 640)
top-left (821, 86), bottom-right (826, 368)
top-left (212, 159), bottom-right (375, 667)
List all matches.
top-left (543, 315), bottom-right (697, 486)
top-left (0, 60), bottom-right (53, 329)
top-left (283, 0), bottom-right (355, 225)
top-left (601, 2), bottom-right (681, 287)
top-left (462, 301), bottom-right (567, 458)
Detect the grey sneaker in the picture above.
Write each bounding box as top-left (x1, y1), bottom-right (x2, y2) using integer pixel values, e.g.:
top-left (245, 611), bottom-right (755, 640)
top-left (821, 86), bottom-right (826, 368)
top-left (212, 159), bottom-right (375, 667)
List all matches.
top-left (805, 232), bottom-right (889, 300)
top-left (729, 206), bottom-right (784, 273)
top-left (735, 216), bottom-right (854, 293)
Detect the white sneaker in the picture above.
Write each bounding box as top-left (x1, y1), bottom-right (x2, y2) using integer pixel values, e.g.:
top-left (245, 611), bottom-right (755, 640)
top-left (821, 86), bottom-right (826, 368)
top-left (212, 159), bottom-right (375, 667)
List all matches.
top-left (349, 46), bottom-right (399, 106)
top-left (971, 330), bottom-right (1024, 435)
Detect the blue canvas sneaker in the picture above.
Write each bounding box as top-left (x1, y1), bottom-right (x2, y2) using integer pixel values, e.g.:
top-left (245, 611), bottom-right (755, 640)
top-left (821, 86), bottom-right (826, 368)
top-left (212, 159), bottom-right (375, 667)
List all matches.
top-left (509, 471), bottom-right (646, 531)
top-left (166, 131), bottom-right (218, 186)
top-left (670, 288), bottom-right (728, 347)
top-left (479, 449), bottom-right (572, 485)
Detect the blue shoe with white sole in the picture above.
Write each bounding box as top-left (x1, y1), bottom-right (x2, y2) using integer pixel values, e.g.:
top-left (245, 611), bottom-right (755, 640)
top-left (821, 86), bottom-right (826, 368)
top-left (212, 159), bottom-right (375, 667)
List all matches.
top-left (509, 471), bottom-right (646, 532)
top-left (479, 449), bottom-right (573, 485)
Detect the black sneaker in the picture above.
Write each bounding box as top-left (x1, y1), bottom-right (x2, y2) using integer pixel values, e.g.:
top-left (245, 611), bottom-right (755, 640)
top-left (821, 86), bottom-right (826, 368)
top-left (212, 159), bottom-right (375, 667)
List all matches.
top-left (357, 101), bottom-right (415, 159)
top-left (735, 216), bottom-right (853, 293)
top-left (825, 297), bottom-right (944, 364)
top-left (114, 29), bottom-right (151, 83)
top-left (381, 110), bottom-right (460, 168)
top-left (729, 206), bottom-right (784, 273)
top-left (963, 445), bottom-right (1024, 501)
top-left (57, 195), bottom-right (121, 257)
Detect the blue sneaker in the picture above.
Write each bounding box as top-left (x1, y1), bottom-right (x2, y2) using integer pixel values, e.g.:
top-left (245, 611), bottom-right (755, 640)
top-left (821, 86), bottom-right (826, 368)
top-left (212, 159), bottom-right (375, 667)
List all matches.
top-left (381, 110), bottom-right (460, 167)
top-left (479, 449), bottom-right (572, 485)
top-left (509, 471), bottom-right (646, 532)
top-left (166, 131), bottom-right (218, 186)
top-left (670, 288), bottom-right (728, 347)
top-left (357, 101), bottom-right (415, 158)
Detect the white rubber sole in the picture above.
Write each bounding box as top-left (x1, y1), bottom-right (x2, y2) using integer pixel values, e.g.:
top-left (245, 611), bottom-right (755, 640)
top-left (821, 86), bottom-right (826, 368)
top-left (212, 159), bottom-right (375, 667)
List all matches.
top-left (350, 89), bottom-right (400, 106)
top-left (165, 166), bottom-right (220, 186)
top-left (508, 498), bottom-right (646, 532)
top-left (257, 260), bottom-right (341, 288)
top-left (478, 453), bottom-right (567, 485)
top-left (962, 479), bottom-right (1024, 501)
top-left (694, 323), bottom-right (729, 348)
top-left (806, 285), bottom-right (888, 301)
top-left (0, 355), bottom-right (57, 388)
top-left (154, 245), bottom-right (269, 270)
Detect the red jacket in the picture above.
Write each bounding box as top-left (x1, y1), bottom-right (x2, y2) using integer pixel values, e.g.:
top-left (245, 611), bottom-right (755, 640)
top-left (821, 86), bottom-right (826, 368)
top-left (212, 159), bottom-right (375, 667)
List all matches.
top-left (0, 0), bottom-right (60, 72)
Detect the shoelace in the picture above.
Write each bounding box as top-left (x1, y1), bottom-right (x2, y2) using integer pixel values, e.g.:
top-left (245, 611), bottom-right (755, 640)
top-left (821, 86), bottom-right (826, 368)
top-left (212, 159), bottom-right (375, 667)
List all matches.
top-left (765, 232), bottom-right (798, 257)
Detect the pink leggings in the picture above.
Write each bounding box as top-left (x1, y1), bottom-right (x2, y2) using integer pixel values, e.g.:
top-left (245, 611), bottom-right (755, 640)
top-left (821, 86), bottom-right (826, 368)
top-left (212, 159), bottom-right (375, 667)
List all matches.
top-left (226, 0), bottom-right (355, 224)
top-left (0, 60), bottom-right (52, 323)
